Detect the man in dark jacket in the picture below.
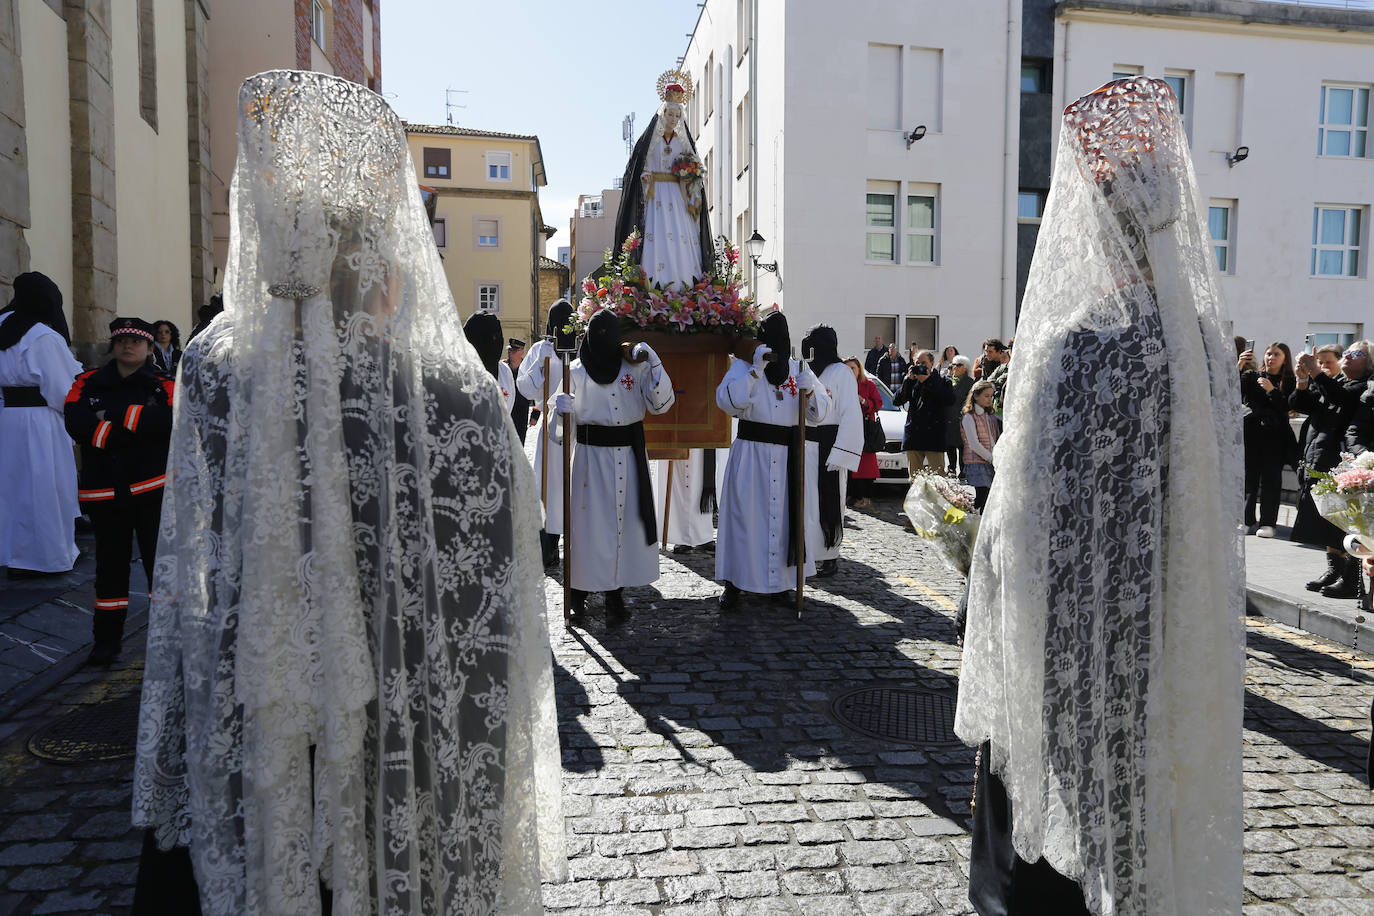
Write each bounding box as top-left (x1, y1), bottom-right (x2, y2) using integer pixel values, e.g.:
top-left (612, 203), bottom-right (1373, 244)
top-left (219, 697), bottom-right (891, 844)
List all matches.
top-left (864, 335), bottom-right (886, 376)
top-left (876, 345), bottom-right (907, 392)
top-left (507, 338), bottom-right (531, 443)
top-left (64, 318), bottom-right (174, 665)
top-left (893, 349), bottom-right (953, 476)
top-left (1293, 342), bottom-right (1371, 598)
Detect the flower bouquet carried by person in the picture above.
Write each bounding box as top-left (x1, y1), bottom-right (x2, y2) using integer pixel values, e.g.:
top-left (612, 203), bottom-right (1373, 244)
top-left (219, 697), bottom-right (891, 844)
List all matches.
top-left (903, 470), bottom-right (980, 576)
top-left (1311, 451), bottom-right (1374, 556)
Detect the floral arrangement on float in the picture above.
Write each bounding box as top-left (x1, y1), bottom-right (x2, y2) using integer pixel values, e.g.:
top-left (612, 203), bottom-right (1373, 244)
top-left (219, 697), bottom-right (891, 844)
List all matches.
top-left (577, 233), bottom-right (770, 336)
top-left (903, 471), bottom-right (981, 577)
top-left (1311, 451), bottom-right (1374, 549)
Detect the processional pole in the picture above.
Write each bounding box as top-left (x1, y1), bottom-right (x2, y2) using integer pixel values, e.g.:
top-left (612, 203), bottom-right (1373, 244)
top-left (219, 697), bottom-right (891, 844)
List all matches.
top-left (795, 347), bottom-right (811, 618)
top-left (561, 345), bottom-right (575, 626)
top-left (540, 353), bottom-right (551, 508)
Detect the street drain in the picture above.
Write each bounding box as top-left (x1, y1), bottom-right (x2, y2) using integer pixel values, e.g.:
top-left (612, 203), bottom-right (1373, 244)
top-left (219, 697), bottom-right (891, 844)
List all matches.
top-left (28, 689), bottom-right (141, 764)
top-left (830, 687), bottom-right (959, 746)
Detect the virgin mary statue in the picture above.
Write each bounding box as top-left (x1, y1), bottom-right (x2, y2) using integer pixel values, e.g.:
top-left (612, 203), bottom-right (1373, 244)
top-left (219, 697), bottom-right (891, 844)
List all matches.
top-left (612, 69), bottom-right (715, 288)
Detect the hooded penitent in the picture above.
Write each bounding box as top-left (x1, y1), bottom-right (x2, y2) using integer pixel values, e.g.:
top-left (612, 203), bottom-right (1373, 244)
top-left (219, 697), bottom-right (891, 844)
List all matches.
top-left (546, 298), bottom-right (577, 351)
top-left (801, 324), bottom-right (843, 548)
top-left (954, 76), bottom-right (1244, 916)
top-left (464, 311), bottom-right (504, 379)
top-left (578, 308), bottom-right (624, 386)
top-left (0, 271), bottom-right (70, 351)
top-left (758, 310), bottom-right (791, 387)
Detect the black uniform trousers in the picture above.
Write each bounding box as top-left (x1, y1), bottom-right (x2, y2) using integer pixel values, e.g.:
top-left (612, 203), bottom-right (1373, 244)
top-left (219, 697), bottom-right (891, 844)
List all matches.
top-left (1243, 423), bottom-right (1287, 528)
top-left (88, 490), bottom-right (162, 623)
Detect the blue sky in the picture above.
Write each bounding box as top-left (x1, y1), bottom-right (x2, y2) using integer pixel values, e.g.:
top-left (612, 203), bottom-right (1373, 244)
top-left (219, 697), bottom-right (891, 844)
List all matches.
top-left (380, 1), bottom-right (706, 255)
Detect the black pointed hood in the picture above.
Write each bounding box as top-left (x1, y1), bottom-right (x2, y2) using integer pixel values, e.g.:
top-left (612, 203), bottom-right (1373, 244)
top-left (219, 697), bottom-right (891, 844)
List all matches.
top-left (759, 310), bottom-right (791, 387)
top-left (579, 309), bottom-right (624, 386)
top-left (801, 324), bottom-right (840, 378)
top-left (545, 299), bottom-right (577, 351)
top-left (463, 312), bottom-right (504, 378)
top-left (0, 271), bottom-right (69, 351)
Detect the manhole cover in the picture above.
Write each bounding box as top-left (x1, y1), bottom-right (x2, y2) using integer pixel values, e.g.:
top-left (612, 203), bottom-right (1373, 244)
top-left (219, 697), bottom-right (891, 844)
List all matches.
top-left (830, 687), bottom-right (959, 745)
top-left (28, 689), bottom-right (141, 764)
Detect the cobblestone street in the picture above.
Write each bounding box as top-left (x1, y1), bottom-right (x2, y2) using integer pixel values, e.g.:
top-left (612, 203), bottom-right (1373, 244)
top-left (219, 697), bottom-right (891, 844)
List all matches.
top-left (1, 490), bottom-right (1372, 914)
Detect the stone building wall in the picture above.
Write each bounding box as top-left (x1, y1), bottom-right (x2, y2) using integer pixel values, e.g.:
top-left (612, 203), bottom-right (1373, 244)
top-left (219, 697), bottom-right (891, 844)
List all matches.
top-left (184, 0), bottom-right (211, 305)
top-left (294, 0), bottom-right (376, 85)
top-left (0, 0), bottom-right (32, 302)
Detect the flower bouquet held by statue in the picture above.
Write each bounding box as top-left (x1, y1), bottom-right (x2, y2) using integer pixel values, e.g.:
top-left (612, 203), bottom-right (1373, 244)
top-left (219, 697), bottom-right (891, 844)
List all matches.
top-left (903, 470), bottom-right (980, 576)
top-left (1311, 451), bottom-right (1374, 555)
top-left (579, 233), bottom-right (764, 336)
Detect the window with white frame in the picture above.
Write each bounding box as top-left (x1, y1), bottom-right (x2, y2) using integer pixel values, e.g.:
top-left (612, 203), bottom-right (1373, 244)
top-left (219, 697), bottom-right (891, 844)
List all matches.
top-left (867, 181), bottom-right (940, 265)
top-left (1017, 189), bottom-right (1046, 222)
top-left (1318, 83), bottom-right (1370, 158)
top-left (432, 217), bottom-right (447, 248)
top-left (1163, 70), bottom-right (1192, 137)
top-left (866, 182), bottom-right (898, 262)
top-left (1208, 200), bottom-right (1235, 274)
top-left (1306, 323), bottom-right (1362, 353)
top-left (475, 218), bottom-right (499, 248)
top-left (737, 0), bottom-right (752, 59)
top-left (1112, 65), bottom-right (1142, 80)
top-left (476, 283), bottom-right (500, 313)
top-left (735, 94), bottom-right (750, 175)
top-left (1311, 205), bottom-right (1363, 277)
top-left (704, 54), bottom-right (714, 120)
top-left (906, 187), bottom-right (937, 264)
top-left (312, 0), bottom-right (327, 49)
top-left (485, 150), bottom-right (512, 182)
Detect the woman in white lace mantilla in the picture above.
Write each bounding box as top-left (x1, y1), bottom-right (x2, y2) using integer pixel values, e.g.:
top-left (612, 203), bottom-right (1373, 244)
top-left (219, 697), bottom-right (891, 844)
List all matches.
top-left (955, 77), bottom-right (1245, 916)
top-left (131, 70), bottom-right (564, 915)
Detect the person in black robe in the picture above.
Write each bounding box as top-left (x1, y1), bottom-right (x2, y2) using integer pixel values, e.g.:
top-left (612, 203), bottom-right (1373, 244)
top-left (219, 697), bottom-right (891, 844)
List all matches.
top-left (507, 338), bottom-right (531, 443)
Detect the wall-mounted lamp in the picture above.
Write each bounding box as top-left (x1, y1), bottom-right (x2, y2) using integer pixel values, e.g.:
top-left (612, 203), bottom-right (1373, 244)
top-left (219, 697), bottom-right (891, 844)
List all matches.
top-left (1226, 145), bottom-right (1249, 168)
top-left (905, 125), bottom-right (928, 149)
top-left (745, 230), bottom-right (781, 285)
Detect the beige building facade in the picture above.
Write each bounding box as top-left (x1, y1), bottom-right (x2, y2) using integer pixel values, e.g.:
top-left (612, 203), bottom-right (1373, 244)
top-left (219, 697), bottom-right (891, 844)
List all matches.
top-left (2, 0), bottom-right (212, 363)
top-left (569, 188), bottom-right (622, 294)
top-left (208, 0), bottom-right (380, 281)
top-left (405, 124), bottom-right (550, 345)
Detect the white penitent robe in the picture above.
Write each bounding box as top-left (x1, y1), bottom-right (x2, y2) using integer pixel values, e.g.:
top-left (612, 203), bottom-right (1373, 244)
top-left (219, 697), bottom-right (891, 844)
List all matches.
top-left (715, 357), bottom-right (832, 593)
top-left (652, 449), bottom-right (720, 548)
top-left (0, 316), bottom-right (81, 572)
top-left (640, 129), bottom-right (703, 289)
top-left (557, 358), bottom-right (675, 592)
top-left (517, 339), bottom-right (565, 535)
top-left (497, 359), bottom-right (516, 414)
top-left (807, 361), bottom-right (864, 563)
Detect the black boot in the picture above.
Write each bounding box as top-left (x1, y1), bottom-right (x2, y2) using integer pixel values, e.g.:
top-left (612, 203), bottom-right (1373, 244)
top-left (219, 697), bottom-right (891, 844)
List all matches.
top-left (540, 531), bottom-right (560, 568)
top-left (1320, 557), bottom-right (1360, 599)
top-left (569, 588), bottom-right (588, 619)
top-left (605, 588), bottom-right (628, 621)
top-left (86, 609), bottom-right (127, 667)
top-left (814, 558), bottom-right (838, 578)
top-left (718, 582), bottom-right (740, 611)
top-left (1306, 552), bottom-right (1344, 592)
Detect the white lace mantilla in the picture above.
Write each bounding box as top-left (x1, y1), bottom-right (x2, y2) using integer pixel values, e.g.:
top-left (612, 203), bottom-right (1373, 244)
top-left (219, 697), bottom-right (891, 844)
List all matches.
top-left (954, 77), bottom-right (1246, 915)
top-left (132, 70), bottom-right (564, 915)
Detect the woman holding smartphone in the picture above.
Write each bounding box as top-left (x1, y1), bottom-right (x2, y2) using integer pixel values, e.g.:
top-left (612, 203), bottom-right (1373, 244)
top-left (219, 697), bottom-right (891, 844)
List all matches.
top-left (1238, 341), bottom-right (1296, 538)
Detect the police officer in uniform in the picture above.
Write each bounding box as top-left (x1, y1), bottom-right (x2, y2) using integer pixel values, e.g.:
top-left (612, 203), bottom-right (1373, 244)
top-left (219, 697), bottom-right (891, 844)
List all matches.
top-left (64, 318), bottom-right (174, 665)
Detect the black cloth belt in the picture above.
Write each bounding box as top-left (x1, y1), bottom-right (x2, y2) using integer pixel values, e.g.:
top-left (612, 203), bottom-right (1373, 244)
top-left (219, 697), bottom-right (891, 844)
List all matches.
top-left (574, 421), bottom-right (657, 546)
top-left (737, 419), bottom-right (804, 566)
top-left (700, 449), bottom-right (717, 515)
top-left (2, 386), bottom-right (46, 407)
top-left (806, 424), bottom-right (842, 548)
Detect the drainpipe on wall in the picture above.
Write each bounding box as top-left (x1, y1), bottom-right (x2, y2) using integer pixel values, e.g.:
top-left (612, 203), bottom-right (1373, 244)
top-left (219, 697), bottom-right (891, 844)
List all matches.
top-left (1000, 0), bottom-right (1021, 338)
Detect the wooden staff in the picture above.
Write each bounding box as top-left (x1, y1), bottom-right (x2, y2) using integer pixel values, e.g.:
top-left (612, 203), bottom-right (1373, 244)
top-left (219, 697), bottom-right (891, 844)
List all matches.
top-left (561, 347), bottom-right (574, 625)
top-left (795, 349), bottom-right (811, 618)
top-left (540, 353), bottom-right (551, 508)
top-left (661, 460), bottom-right (674, 548)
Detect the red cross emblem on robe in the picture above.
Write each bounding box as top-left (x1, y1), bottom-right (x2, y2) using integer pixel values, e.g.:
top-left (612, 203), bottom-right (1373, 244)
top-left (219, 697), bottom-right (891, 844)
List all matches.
top-left (780, 375), bottom-right (798, 396)
top-left (619, 372), bottom-right (635, 390)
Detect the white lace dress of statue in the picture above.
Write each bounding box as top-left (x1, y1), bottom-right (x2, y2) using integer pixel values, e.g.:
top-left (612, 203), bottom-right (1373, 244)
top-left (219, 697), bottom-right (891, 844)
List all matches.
top-left (131, 70), bottom-right (564, 916)
top-left (954, 76), bottom-right (1246, 915)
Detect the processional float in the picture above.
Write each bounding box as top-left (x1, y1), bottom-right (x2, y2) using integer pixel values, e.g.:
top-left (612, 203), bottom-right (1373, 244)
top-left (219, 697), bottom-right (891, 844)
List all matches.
top-left (539, 68), bottom-right (811, 622)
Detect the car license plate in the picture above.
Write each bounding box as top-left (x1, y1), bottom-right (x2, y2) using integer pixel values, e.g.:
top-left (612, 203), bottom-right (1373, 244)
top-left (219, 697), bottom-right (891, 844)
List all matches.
top-left (876, 453), bottom-right (904, 471)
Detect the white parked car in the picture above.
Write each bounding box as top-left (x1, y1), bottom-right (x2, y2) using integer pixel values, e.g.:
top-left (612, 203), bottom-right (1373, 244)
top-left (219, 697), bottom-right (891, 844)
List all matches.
top-left (870, 379), bottom-right (909, 485)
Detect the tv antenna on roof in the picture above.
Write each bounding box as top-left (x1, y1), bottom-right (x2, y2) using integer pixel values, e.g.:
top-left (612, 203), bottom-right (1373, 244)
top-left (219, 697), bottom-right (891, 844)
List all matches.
top-left (445, 87), bottom-right (468, 125)
top-left (622, 113), bottom-right (635, 155)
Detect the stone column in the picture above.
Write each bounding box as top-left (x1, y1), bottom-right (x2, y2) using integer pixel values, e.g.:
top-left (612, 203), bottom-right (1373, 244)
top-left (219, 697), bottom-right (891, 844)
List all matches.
top-left (65, 0), bottom-right (115, 364)
top-left (0, 0), bottom-right (32, 302)
top-left (185, 0), bottom-right (211, 304)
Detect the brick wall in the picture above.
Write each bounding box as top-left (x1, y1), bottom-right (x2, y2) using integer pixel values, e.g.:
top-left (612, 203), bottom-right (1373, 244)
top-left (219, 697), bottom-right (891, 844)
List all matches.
top-left (295, 0), bottom-right (380, 88)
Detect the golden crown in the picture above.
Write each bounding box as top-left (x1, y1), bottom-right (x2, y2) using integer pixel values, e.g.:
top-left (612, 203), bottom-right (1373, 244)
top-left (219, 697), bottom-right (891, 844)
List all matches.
top-left (656, 69), bottom-right (694, 104)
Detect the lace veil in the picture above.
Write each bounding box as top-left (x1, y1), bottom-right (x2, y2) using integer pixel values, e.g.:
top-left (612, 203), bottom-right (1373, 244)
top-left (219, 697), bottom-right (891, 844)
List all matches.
top-left (132, 70), bottom-right (564, 915)
top-left (954, 78), bottom-right (1245, 915)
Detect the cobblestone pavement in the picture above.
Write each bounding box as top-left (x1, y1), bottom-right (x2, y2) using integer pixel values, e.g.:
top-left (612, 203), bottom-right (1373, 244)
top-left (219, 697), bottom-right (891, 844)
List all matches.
top-left (0, 490), bottom-right (1371, 914)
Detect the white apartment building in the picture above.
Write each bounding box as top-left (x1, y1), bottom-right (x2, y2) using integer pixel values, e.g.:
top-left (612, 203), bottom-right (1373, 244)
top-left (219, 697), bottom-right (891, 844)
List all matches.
top-left (680, 0), bottom-right (1022, 357)
top-left (1052, 0), bottom-right (1373, 353)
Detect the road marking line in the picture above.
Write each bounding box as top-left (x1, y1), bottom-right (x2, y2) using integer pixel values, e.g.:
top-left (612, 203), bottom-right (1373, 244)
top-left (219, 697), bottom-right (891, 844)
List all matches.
top-left (897, 576), bottom-right (958, 612)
